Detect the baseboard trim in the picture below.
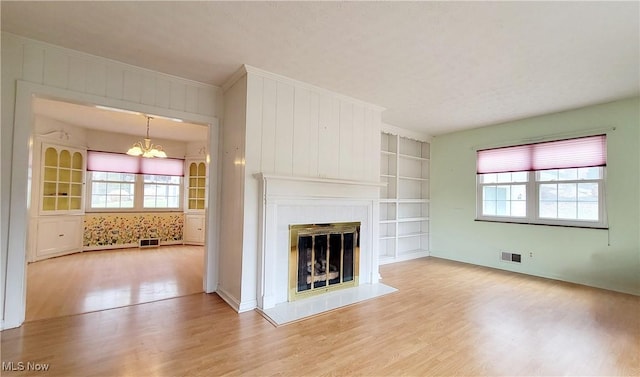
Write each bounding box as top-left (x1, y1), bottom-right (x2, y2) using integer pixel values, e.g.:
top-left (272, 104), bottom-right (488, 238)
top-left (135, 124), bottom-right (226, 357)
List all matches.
top-left (428, 252), bottom-right (640, 296)
top-left (215, 287), bottom-right (257, 313)
top-left (83, 240), bottom-right (184, 252)
top-left (215, 287), bottom-right (242, 312)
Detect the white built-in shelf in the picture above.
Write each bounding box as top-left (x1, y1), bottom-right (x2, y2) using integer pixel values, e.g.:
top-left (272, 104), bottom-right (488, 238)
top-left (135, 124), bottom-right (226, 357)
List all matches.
top-left (398, 153), bottom-right (429, 161)
top-left (399, 176), bottom-right (429, 182)
top-left (397, 217), bottom-right (429, 222)
top-left (397, 232), bottom-right (429, 239)
top-left (379, 132), bottom-right (430, 263)
top-left (397, 199), bottom-right (429, 203)
top-left (398, 249), bottom-right (430, 257)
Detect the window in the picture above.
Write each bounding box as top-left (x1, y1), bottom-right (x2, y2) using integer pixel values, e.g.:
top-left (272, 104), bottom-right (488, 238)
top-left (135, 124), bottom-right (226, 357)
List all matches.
top-left (478, 172), bottom-right (528, 218)
top-left (86, 151), bottom-right (184, 211)
top-left (537, 167), bottom-right (602, 221)
top-left (88, 172), bottom-right (182, 211)
top-left (476, 135), bottom-right (607, 228)
top-left (90, 172), bottom-right (135, 209)
top-left (143, 175), bottom-right (181, 209)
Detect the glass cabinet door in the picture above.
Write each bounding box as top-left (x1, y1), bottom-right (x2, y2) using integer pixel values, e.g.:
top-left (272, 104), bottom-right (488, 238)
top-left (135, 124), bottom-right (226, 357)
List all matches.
top-left (187, 161), bottom-right (206, 211)
top-left (41, 145), bottom-right (85, 213)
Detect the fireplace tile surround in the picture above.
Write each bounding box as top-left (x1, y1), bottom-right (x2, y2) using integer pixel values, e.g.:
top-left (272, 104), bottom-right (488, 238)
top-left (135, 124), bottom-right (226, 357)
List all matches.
top-left (255, 173), bottom-right (386, 313)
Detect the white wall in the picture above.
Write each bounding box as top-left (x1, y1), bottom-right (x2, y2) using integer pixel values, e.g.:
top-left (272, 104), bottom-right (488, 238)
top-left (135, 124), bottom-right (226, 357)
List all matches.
top-left (219, 66), bottom-right (383, 311)
top-left (1, 33), bottom-right (222, 328)
top-left (217, 74), bottom-right (247, 308)
top-left (431, 97), bottom-right (640, 295)
top-left (244, 67), bottom-right (381, 181)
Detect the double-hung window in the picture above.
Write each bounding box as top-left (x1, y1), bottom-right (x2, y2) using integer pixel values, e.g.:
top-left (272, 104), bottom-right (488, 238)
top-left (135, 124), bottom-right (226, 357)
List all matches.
top-left (86, 151), bottom-right (184, 211)
top-left (476, 135), bottom-right (607, 228)
top-left (90, 172), bottom-right (136, 209)
top-left (143, 175), bottom-right (181, 209)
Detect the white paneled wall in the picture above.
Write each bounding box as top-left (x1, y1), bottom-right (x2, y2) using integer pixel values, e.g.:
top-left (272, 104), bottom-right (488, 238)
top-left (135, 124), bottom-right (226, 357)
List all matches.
top-left (245, 68), bottom-right (382, 182)
top-left (7, 34), bottom-right (221, 116)
top-left (1, 32), bottom-right (221, 328)
top-left (219, 65), bottom-right (383, 312)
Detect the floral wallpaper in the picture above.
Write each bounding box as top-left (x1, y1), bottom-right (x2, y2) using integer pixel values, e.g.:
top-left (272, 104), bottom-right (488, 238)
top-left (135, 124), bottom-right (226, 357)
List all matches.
top-left (84, 213), bottom-right (184, 247)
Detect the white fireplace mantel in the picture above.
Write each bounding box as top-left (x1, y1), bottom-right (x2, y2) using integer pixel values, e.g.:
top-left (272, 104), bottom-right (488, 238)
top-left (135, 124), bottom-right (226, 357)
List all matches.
top-left (255, 173), bottom-right (383, 309)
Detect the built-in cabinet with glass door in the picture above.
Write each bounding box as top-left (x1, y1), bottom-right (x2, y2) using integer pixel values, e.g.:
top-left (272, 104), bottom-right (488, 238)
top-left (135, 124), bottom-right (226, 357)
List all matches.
top-left (41, 145), bottom-right (85, 213)
top-left (379, 133), bottom-right (430, 264)
top-left (183, 159), bottom-right (206, 245)
top-left (34, 144), bottom-right (86, 261)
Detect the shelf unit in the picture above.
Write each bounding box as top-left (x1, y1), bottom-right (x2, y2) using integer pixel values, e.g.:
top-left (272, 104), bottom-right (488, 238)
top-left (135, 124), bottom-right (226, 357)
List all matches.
top-left (184, 159), bottom-right (207, 245)
top-left (41, 144), bottom-right (85, 214)
top-left (186, 160), bottom-right (207, 211)
top-left (33, 143), bottom-right (86, 261)
top-left (379, 132), bottom-right (430, 264)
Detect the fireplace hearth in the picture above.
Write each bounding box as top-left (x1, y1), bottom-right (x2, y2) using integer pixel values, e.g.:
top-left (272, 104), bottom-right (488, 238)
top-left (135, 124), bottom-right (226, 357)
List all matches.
top-left (289, 222), bottom-right (360, 300)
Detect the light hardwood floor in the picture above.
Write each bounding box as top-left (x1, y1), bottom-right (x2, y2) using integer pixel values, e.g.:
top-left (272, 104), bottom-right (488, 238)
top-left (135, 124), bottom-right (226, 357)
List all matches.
top-left (3, 257), bottom-right (639, 376)
top-left (25, 245), bottom-right (204, 322)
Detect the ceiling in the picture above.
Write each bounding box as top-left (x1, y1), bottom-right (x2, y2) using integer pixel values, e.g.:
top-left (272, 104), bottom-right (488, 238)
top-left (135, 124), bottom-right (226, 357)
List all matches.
top-left (32, 97), bottom-right (209, 142)
top-left (2, 1), bottom-right (639, 136)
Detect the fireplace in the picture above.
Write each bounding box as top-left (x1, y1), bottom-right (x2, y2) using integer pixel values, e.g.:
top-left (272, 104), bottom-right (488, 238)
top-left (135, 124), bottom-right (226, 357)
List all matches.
top-left (289, 222), bottom-right (360, 300)
top-left (254, 173), bottom-right (381, 311)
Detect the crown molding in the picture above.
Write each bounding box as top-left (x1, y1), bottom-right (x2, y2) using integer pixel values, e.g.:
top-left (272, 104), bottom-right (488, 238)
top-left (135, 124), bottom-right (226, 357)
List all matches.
top-left (381, 123), bottom-right (432, 143)
top-left (221, 64), bottom-right (249, 93)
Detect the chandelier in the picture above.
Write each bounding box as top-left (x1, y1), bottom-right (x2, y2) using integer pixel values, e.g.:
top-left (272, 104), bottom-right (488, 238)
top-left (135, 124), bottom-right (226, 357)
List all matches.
top-left (126, 116), bottom-right (167, 158)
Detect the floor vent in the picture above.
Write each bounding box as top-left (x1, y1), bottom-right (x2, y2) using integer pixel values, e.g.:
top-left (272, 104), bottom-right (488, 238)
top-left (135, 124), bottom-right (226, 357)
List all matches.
top-left (139, 238), bottom-right (160, 248)
top-left (501, 251), bottom-right (521, 263)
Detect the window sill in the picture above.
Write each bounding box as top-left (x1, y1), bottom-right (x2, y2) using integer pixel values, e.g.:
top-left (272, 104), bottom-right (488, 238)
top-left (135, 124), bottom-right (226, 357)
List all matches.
top-left (474, 218), bottom-right (609, 230)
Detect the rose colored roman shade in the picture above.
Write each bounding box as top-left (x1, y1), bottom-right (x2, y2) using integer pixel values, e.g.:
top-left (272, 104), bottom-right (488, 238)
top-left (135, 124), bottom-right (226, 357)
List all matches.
top-left (477, 135), bottom-right (606, 174)
top-left (87, 151), bottom-right (184, 176)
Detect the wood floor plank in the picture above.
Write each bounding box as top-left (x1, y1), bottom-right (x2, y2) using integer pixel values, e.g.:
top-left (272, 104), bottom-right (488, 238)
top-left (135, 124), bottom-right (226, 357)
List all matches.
top-left (25, 245), bottom-right (204, 322)
top-left (3, 257), bottom-right (639, 376)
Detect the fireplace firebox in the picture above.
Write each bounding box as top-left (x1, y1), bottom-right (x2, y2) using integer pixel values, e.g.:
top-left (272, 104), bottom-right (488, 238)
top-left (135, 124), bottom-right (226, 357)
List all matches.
top-left (289, 222), bottom-right (360, 300)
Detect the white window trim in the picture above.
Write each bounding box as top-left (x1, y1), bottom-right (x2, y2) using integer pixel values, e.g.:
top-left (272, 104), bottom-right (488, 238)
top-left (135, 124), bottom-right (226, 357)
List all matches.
top-left (476, 170), bottom-right (608, 229)
top-left (86, 172), bottom-right (184, 213)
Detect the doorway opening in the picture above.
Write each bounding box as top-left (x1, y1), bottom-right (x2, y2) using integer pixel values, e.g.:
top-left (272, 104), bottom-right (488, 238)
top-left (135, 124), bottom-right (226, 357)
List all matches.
top-left (24, 96), bottom-right (215, 321)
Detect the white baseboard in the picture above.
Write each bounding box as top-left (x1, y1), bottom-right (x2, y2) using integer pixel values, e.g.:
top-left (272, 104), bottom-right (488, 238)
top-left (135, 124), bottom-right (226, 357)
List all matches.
top-left (83, 240), bottom-right (184, 252)
top-left (379, 250), bottom-right (430, 265)
top-left (215, 287), bottom-right (242, 312)
top-left (83, 243), bottom-right (137, 252)
top-left (216, 287), bottom-right (257, 313)
top-left (238, 299), bottom-right (258, 313)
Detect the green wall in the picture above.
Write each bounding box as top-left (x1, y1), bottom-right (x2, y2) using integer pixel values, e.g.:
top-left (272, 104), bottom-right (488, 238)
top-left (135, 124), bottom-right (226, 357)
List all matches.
top-left (431, 97), bottom-right (640, 295)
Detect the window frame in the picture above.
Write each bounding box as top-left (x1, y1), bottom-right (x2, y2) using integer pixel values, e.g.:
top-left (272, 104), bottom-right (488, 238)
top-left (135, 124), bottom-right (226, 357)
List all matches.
top-left (87, 171), bottom-right (136, 210)
top-left (476, 167), bottom-right (607, 229)
top-left (86, 171), bottom-right (183, 213)
top-left (476, 171), bottom-right (533, 223)
top-left (142, 174), bottom-right (182, 210)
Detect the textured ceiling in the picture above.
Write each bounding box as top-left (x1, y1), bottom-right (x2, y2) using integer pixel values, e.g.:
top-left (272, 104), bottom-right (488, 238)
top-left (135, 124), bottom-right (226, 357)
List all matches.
top-left (2, 1), bottom-right (639, 136)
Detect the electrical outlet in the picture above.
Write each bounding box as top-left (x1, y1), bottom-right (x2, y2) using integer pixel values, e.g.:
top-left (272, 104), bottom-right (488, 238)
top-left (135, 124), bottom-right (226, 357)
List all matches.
top-left (529, 252), bottom-right (533, 257)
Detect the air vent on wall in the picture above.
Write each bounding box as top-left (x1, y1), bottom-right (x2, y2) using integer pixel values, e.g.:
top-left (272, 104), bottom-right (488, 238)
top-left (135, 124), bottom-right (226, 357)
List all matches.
top-left (501, 251), bottom-right (521, 263)
top-left (139, 238), bottom-right (160, 248)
